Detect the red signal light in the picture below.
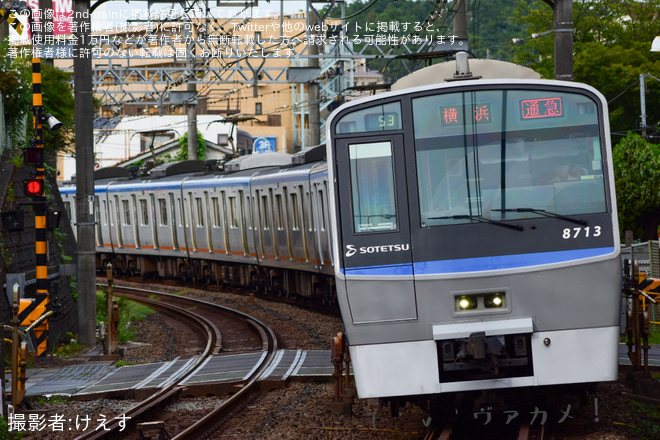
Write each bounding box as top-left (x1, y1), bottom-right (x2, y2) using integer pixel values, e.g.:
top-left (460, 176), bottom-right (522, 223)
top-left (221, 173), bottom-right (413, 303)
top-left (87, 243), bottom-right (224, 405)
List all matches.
top-left (24, 179), bottom-right (45, 197)
top-left (24, 148), bottom-right (44, 165)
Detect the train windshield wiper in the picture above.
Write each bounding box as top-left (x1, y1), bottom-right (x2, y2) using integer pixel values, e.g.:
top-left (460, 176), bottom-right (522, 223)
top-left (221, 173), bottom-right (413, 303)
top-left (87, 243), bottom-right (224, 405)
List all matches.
top-left (492, 208), bottom-right (587, 226)
top-left (429, 214), bottom-right (524, 231)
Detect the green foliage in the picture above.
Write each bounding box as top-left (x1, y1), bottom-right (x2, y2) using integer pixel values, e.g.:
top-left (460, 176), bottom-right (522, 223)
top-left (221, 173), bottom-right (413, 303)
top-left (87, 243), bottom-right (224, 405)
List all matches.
top-left (0, 40), bottom-right (31, 149)
top-left (52, 333), bottom-right (86, 359)
top-left (54, 230), bottom-right (76, 300)
top-left (0, 415), bottom-right (24, 440)
top-left (96, 290), bottom-right (155, 343)
top-left (0, 42), bottom-right (75, 154)
top-left (620, 399), bottom-right (660, 439)
top-left (612, 133), bottom-right (660, 237)
top-left (468, 0), bottom-right (530, 61)
top-left (513, 0), bottom-right (660, 138)
top-left (41, 63), bottom-right (75, 155)
top-left (174, 130), bottom-right (207, 161)
top-left (575, 42), bottom-right (660, 138)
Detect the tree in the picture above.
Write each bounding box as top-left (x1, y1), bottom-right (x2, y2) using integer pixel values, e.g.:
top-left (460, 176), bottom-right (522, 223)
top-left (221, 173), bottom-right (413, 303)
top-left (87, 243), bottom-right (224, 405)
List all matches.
top-left (513, 0), bottom-right (660, 139)
top-left (41, 63), bottom-right (75, 155)
top-left (613, 133), bottom-right (660, 239)
top-left (0, 41), bottom-right (31, 149)
top-left (468, 0), bottom-right (530, 61)
top-left (0, 43), bottom-right (75, 156)
top-left (174, 130), bottom-right (207, 161)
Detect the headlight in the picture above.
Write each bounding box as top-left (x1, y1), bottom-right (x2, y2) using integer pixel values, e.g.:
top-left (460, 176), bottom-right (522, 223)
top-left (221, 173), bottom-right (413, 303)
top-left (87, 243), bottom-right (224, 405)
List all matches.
top-left (457, 296), bottom-right (477, 310)
top-left (485, 293), bottom-right (505, 308)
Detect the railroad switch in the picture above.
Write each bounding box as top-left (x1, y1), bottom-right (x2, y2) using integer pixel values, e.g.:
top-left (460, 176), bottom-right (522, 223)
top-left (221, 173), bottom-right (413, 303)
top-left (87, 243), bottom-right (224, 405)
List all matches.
top-left (137, 421), bottom-right (171, 440)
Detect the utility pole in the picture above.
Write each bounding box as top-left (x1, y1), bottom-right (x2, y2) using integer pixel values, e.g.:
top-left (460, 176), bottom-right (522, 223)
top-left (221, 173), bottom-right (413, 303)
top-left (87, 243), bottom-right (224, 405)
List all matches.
top-left (73, 0), bottom-right (96, 346)
top-left (453, 0), bottom-right (467, 42)
top-left (553, 0), bottom-right (573, 80)
top-left (307, 6), bottom-right (320, 148)
top-left (186, 15), bottom-right (197, 160)
top-left (640, 73), bottom-right (648, 139)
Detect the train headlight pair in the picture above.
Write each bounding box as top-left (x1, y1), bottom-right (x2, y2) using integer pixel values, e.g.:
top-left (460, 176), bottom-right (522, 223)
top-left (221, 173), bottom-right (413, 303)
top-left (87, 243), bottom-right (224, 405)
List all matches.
top-left (455, 292), bottom-right (506, 312)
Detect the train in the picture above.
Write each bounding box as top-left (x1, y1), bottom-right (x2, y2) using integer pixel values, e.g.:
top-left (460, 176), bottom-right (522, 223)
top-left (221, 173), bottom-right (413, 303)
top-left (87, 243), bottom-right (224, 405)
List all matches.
top-left (60, 53), bottom-right (621, 409)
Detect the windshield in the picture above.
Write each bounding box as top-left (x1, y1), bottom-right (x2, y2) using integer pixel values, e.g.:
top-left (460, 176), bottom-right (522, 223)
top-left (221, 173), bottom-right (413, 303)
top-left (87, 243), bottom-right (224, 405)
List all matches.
top-left (412, 89), bottom-right (607, 227)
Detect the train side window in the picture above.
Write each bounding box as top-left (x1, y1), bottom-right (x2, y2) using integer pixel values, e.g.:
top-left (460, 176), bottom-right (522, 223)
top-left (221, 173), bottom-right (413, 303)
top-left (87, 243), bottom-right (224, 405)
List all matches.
top-left (307, 191), bottom-right (314, 232)
top-left (261, 195), bottom-right (270, 230)
top-left (122, 200), bottom-right (131, 226)
top-left (348, 141), bottom-right (398, 233)
top-left (244, 192), bottom-right (252, 230)
top-left (229, 196), bottom-right (239, 228)
top-left (291, 192), bottom-right (300, 230)
top-left (195, 197), bottom-right (204, 227)
top-left (175, 198), bottom-right (182, 227)
top-left (158, 199), bottom-right (167, 226)
top-left (212, 197), bottom-right (221, 228)
top-left (318, 189), bottom-right (327, 232)
top-left (140, 199), bottom-right (149, 226)
top-left (102, 200), bottom-right (107, 225)
top-left (239, 190), bottom-right (249, 228)
top-left (275, 194), bottom-right (284, 230)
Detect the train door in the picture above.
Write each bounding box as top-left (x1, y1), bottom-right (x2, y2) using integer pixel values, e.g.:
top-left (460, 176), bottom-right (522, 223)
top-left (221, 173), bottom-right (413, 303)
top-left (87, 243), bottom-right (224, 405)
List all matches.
top-left (333, 135), bottom-right (417, 324)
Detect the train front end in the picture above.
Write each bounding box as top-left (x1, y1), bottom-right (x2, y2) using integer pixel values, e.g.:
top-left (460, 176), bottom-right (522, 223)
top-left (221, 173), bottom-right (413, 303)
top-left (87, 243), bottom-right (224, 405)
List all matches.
top-left (326, 79), bottom-right (621, 400)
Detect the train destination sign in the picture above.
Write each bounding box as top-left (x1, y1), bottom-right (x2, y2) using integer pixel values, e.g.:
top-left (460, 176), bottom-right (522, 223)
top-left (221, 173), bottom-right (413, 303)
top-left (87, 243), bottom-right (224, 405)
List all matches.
top-left (521, 97), bottom-right (563, 119)
top-left (440, 103), bottom-right (492, 126)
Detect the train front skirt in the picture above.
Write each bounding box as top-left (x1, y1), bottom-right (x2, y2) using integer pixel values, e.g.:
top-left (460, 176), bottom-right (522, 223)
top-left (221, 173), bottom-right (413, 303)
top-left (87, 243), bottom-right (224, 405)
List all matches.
top-left (349, 324), bottom-right (619, 398)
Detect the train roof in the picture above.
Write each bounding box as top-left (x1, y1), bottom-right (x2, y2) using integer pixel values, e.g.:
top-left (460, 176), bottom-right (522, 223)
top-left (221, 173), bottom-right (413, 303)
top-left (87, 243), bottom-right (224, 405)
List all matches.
top-left (391, 57), bottom-right (541, 91)
top-left (224, 152), bottom-right (292, 172)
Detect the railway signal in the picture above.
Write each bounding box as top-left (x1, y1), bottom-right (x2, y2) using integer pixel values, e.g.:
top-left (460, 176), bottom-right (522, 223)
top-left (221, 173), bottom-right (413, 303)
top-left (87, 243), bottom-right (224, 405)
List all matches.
top-left (23, 178), bottom-right (45, 198)
top-left (2, 1), bottom-right (63, 359)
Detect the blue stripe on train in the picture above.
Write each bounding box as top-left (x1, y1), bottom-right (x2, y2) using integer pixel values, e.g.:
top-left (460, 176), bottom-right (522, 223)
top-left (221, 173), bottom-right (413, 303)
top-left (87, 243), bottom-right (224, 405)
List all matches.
top-left (342, 247), bottom-right (615, 276)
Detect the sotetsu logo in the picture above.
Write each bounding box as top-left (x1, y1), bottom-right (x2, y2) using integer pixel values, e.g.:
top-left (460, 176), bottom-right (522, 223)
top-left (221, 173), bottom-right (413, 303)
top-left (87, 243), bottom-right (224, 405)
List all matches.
top-left (345, 243), bottom-right (410, 257)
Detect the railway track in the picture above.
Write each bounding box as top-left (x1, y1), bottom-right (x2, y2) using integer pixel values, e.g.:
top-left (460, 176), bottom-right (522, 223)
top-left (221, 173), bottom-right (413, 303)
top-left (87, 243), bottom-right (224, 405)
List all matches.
top-left (75, 284), bottom-right (278, 440)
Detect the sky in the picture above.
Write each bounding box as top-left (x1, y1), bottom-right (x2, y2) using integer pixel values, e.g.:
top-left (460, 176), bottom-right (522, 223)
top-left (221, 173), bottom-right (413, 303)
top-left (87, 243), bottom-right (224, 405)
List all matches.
top-left (91, 0), bottom-right (313, 31)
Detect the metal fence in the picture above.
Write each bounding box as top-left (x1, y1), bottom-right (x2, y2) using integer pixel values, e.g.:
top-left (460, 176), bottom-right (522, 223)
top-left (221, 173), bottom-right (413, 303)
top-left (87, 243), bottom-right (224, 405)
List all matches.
top-left (622, 241), bottom-right (660, 331)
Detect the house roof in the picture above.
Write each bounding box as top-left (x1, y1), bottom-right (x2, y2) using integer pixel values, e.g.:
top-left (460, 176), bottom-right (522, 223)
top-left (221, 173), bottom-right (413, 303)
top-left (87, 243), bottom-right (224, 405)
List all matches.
top-left (117, 137), bottom-right (236, 167)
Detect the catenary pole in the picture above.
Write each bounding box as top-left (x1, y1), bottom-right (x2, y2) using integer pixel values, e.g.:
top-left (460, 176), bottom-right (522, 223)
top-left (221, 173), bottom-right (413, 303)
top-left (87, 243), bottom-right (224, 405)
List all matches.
top-left (553, 0), bottom-right (573, 80)
top-left (73, 0), bottom-right (96, 346)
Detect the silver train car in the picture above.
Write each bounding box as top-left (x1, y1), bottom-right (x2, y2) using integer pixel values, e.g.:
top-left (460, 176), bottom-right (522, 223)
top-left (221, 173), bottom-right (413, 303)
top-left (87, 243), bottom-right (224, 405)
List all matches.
top-left (59, 54), bottom-right (621, 406)
top-left (326, 55), bottom-right (621, 402)
top-left (60, 150), bottom-right (336, 301)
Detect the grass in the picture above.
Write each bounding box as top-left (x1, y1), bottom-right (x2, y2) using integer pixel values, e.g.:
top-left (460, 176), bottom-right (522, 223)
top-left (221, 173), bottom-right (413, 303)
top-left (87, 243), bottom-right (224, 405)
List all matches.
top-left (52, 333), bottom-right (87, 359)
top-left (96, 289), bottom-right (155, 343)
top-left (619, 398), bottom-right (660, 439)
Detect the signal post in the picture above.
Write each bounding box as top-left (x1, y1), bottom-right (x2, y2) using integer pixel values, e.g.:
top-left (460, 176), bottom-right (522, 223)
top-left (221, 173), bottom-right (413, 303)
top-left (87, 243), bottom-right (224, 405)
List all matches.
top-left (23, 46), bottom-right (50, 357)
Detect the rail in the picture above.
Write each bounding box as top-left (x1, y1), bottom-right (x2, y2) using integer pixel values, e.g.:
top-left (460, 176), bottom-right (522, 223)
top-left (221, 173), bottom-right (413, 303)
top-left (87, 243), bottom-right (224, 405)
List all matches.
top-left (74, 284), bottom-right (277, 440)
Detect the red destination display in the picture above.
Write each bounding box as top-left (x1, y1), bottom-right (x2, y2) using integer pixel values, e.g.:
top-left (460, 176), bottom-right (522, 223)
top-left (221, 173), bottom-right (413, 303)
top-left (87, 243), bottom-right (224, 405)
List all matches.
top-left (521, 97), bottom-right (563, 119)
